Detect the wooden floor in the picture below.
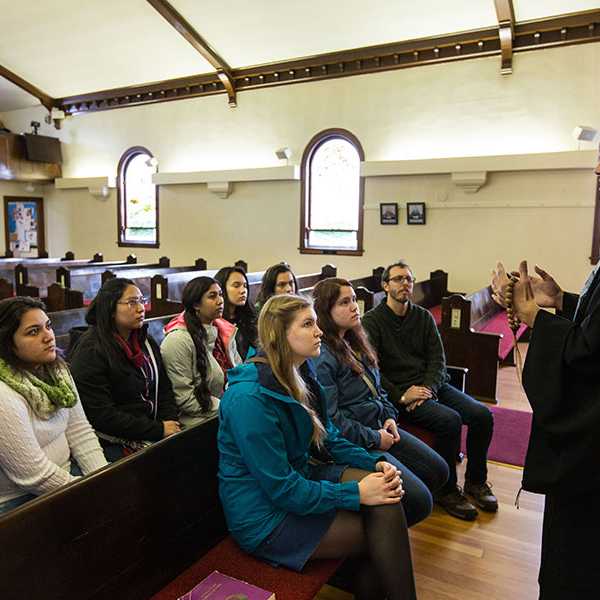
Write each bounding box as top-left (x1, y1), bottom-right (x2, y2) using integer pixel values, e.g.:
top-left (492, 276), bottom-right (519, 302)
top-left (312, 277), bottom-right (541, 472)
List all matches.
top-left (318, 343), bottom-right (545, 600)
top-left (496, 343), bottom-right (531, 412)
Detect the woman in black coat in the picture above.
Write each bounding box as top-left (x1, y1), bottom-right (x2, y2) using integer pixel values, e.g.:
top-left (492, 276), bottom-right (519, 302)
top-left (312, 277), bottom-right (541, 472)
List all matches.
top-left (69, 278), bottom-right (180, 461)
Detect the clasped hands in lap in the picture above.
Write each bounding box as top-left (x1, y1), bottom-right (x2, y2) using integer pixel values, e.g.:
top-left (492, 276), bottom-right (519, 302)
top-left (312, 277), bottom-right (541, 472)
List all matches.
top-left (399, 385), bottom-right (434, 413)
top-left (491, 260), bottom-right (564, 327)
top-left (358, 461), bottom-right (405, 506)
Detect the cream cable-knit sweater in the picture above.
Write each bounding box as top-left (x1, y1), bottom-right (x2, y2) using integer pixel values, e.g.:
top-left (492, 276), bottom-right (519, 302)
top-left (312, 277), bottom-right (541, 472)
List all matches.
top-left (0, 380), bottom-right (108, 503)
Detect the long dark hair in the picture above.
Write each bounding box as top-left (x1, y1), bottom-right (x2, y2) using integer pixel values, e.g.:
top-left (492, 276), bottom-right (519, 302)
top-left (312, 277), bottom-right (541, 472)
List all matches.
top-left (312, 278), bottom-right (378, 374)
top-left (255, 262), bottom-right (299, 310)
top-left (181, 276), bottom-right (219, 413)
top-left (214, 266), bottom-right (257, 349)
top-left (0, 296), bottom-right (61, 372)
top-left (84, 277), bottom-right (137, 369)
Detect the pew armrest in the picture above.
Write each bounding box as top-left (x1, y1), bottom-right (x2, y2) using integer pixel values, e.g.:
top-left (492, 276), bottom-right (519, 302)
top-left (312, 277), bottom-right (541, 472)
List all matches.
top-left (447, 365), bottom-right (469, 393)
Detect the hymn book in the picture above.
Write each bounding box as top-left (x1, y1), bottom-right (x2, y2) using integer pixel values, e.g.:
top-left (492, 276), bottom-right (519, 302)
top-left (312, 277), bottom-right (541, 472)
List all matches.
top-left (177, 570), bottom-right (275, 600)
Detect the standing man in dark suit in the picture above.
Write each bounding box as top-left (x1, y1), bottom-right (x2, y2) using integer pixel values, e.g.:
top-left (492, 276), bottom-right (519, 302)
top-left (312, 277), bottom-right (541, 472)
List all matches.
top-left (492, 259), bottom-right (600, 600)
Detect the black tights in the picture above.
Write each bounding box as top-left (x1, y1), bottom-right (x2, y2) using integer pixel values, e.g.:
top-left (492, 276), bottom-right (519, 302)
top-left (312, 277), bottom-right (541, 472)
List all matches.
top-left (311, 468), bottom-right (417, 600)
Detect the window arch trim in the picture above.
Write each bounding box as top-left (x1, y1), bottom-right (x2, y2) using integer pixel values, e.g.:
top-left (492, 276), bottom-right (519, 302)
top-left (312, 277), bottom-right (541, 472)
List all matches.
top-left (117, 145), bottom-right (160, 248)
top-left (300, 128), bottom-right (365, 256)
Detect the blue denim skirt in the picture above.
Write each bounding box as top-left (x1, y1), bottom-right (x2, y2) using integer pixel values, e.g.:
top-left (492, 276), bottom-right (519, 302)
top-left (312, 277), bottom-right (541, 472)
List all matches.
top-left (252, 463), bottom-right (347, 571)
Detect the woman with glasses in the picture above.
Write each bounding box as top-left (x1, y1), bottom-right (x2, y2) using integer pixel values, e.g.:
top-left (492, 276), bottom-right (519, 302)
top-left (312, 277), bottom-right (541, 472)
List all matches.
top-left (255, 262), bottom-right (299, 313)
top-left (0, 296), bottom-right (107, 514)
top-left (214, 266), bottom-right (257, 360)
top-left (313, 278), bottom-right (448, 527)
top-left (161, 276), bottom-right (242, 428)
top-left (69, 278), bottom-right (180, 462)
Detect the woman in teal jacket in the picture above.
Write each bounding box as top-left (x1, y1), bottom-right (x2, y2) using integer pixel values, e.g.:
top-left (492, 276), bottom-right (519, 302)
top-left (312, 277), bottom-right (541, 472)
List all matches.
top-left (218, 294), bottom-right (417, 600)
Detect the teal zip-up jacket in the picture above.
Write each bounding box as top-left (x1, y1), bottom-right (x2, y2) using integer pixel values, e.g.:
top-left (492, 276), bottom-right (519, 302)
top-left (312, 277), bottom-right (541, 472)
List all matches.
top-left (218, 359), bottom-right (384, 552)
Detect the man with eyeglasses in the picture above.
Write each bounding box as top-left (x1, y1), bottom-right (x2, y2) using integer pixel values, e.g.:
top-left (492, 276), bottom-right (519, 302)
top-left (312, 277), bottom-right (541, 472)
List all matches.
top-left (362, 260), bottom-right (497, 520)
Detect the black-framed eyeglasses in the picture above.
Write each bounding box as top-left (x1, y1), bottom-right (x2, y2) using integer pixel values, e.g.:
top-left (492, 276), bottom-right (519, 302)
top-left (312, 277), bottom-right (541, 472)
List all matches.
top-left (117, 297), bottom-right (147, 309)
top-left (388, 275), bottom-right (415, 284)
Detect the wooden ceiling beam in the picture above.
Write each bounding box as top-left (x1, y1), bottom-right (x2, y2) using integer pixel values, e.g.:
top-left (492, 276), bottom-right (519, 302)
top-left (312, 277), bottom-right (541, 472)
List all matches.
top-left (494, 0), bottom-right (516, 74)
top-left (0, 64), bottom-right (55, 111)
top-left (56, 9), bottom-right (600, 116)
top-left (145, 0), bottom-right (236, 106)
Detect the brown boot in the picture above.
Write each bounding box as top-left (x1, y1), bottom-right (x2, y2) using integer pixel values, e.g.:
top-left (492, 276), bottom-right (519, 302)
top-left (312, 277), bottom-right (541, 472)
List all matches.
top-left (464, 481), bottom-right (499, 513)
top-left (435, 486), bottom-right (478, 521)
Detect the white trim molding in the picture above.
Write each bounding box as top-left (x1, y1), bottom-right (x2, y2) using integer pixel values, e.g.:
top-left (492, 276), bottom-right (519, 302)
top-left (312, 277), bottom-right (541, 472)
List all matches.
top-left (153, 165), bottom-right (300, 186)
top-left (55, 176), bottom-right (115, 198)
top-left (361, 150), bottom-right (597, 177)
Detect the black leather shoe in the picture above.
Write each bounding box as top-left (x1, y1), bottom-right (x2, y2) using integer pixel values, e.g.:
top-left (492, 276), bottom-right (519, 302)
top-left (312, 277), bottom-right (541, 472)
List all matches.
top-left (464, 481), bottom-right (499, 513)
top-left (435, 486), bottom-right (478, 521)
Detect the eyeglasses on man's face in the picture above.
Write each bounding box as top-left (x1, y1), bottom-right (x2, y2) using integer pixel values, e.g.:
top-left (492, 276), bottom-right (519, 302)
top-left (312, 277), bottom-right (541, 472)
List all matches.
top-left (117, 297), bottom-right (147, 309)
top-left (388, 275), bottom-right (415, 284)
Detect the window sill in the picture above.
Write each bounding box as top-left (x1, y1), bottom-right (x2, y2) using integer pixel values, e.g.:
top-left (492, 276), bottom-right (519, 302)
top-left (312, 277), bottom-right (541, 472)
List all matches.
top-left (300, 247), bottom-right (363, 257)
top-left (118, 241), bottom-right (160, 249)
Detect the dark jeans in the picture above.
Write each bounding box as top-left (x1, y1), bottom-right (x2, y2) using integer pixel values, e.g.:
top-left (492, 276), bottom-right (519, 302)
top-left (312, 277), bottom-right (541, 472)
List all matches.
top-left (379, 429), bottom-right (449, 527)
top-left (398, 383), bottom-right (493, 495)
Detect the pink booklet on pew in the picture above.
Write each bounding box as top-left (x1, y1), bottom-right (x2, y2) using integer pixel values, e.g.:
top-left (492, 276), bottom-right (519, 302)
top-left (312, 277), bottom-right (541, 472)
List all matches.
top-left (177, 570), bottom-right (275, 600)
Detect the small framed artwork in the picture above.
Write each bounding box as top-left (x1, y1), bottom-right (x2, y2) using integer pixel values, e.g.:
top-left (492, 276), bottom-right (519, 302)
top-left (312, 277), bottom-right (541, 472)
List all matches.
top-left (406, 202), bottom-right (426, 225)
top-left (379, 202), bottom-right (398, 225)
top-left (4, 196), bottom-right (46, 258)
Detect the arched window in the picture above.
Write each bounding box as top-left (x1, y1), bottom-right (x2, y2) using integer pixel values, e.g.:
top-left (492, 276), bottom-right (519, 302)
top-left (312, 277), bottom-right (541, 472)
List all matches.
top-left (300, 129), bottom-right (364, 255)
top-left (117, 146), bottom-right (159, 247)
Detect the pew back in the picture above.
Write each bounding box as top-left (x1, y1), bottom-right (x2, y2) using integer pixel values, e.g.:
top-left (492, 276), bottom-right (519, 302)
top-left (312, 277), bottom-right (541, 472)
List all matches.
top-left (0, 420), bottom-right (226, 600)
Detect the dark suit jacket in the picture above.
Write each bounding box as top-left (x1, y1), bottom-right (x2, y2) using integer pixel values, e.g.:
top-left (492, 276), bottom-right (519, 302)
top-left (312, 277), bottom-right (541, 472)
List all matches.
top-left (522, 266), bottom-right (600, 495)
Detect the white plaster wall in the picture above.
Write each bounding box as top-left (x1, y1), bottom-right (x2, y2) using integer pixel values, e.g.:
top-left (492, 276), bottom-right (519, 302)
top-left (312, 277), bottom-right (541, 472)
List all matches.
top-left (1, 44), bottom-right (599, 293)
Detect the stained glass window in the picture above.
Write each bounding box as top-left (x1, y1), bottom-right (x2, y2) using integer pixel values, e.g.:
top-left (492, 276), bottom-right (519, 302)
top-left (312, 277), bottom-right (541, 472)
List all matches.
top-left (117, 147), bottom-right (159, 247)
top-left (301, 130), bottom-right (364, 255)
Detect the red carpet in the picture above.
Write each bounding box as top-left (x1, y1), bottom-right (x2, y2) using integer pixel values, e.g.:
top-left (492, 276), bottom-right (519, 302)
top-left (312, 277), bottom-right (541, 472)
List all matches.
top-left (461, 405), bottom-right (532, 467)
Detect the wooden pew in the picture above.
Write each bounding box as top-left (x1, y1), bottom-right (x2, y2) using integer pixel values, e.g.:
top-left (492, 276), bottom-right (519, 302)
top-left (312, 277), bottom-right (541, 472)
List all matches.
top-left (0, 416), bottom-right (343, 600)
top-left (46, 257), bottom-right (207, 312)
top-left (0, 251), bottom-right (104, 289)
top-left (151, 268), bottom-right (260, 317)
top-left (296, 264), bottom-right (337, 294)
top-left (0, 420), bottom-right (226, 600)
top-left (149, 261), bottom-right (258, 317)
top-left (14, 255), bottom-right (187, 304)
top-left (0, 250), bottom-right (79, 265)
top-left (469, 285), bottom-right (529, 364)
top-left (45, 258), bottom-right (251, 314)
top-left (10, 254), bottom-right (140, 300)
top-left (149, 264), bottom-right (338, 317)
top-left (99, 258), bottom-right (208, 301)
top-left (439, 286), bottom-right (528, 404)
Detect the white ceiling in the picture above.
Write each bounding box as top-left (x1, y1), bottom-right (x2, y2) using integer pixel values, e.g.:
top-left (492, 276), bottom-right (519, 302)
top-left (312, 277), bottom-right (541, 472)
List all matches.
top-left (0, 77), bottom-right (39, 113)
top-left (169, 0), bottom-right (498, 68)
top-left (0, 0), bottom-right (213, 98)
top-left (1, 0), bottom-right (599, 113)
top-left (513, 0), bottom-right (600, 21)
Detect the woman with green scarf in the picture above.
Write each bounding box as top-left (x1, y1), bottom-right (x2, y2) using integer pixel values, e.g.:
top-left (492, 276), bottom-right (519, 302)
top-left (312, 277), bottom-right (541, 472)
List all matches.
top-left (0, 297), bottom-right (107, 514)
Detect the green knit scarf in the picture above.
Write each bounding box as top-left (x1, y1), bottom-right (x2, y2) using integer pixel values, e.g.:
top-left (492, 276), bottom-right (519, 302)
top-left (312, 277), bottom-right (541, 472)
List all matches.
top-left (0, 358), bottom-right (78, 420)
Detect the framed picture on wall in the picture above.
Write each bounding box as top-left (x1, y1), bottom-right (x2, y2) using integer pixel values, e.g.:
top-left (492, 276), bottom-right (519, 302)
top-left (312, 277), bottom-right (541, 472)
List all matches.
top-left (406, 202), bottom-right (426, 225)
top-left (4, 196), bottom-right (46, 258)
top-left (380, 202), bottom-right (398, 225)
